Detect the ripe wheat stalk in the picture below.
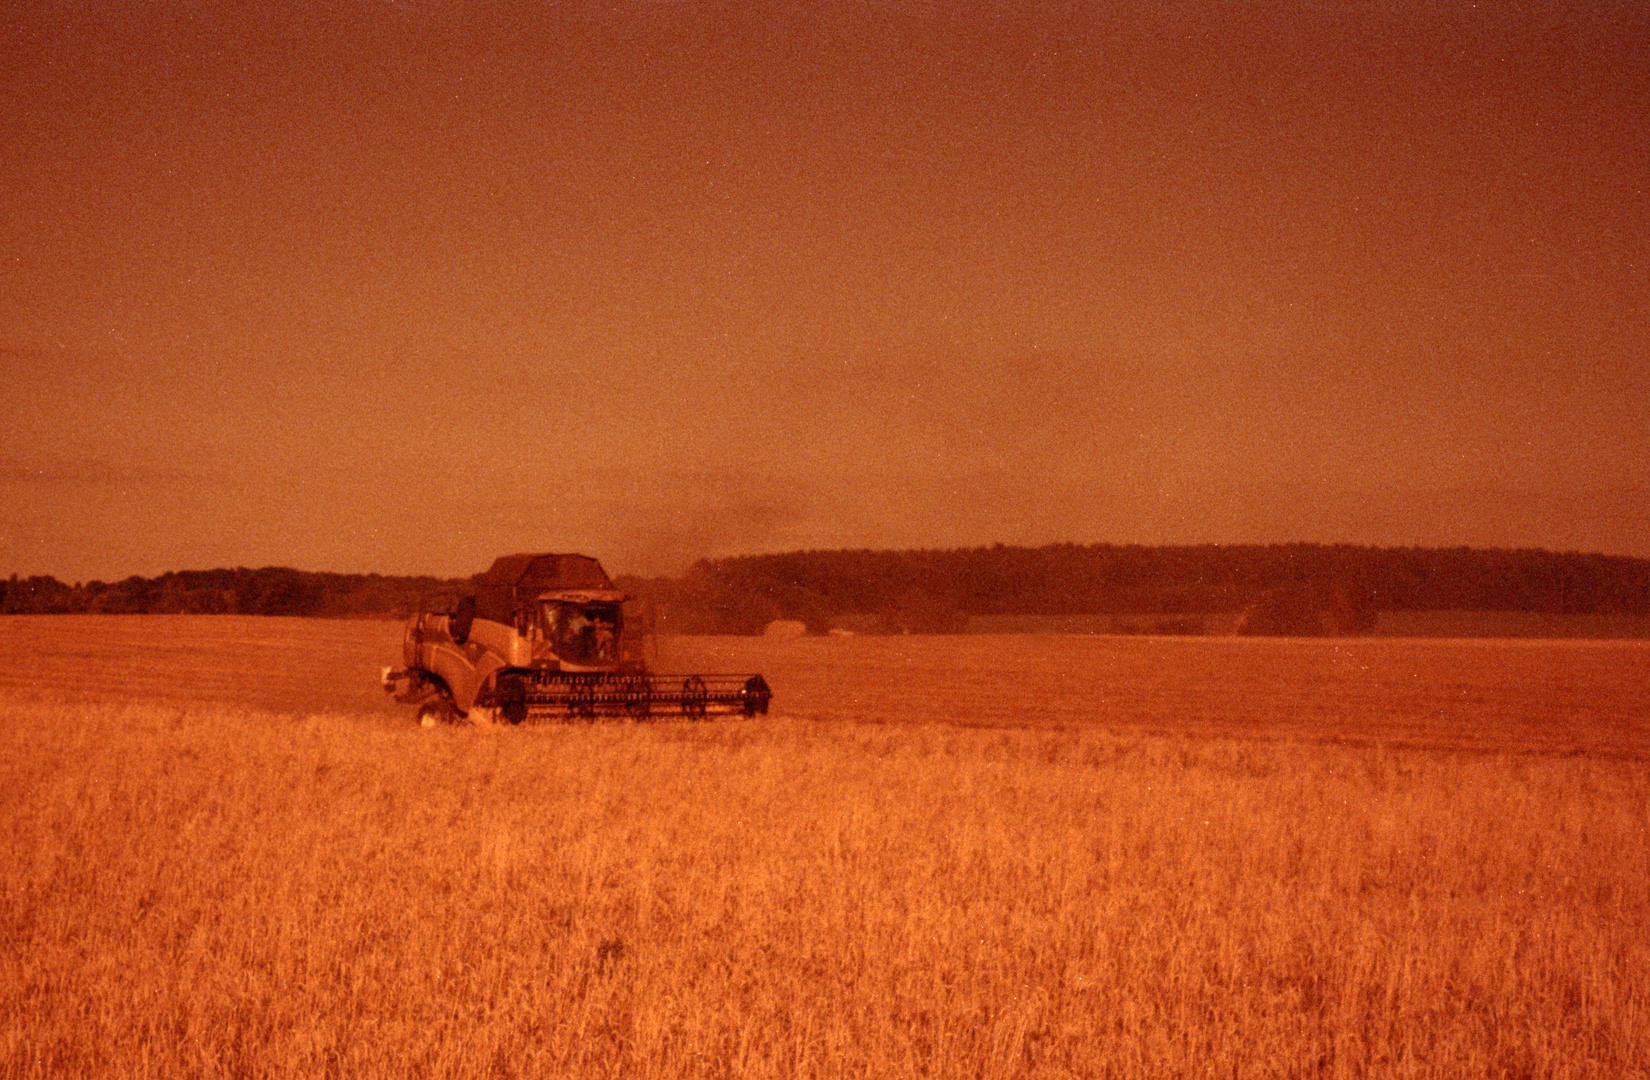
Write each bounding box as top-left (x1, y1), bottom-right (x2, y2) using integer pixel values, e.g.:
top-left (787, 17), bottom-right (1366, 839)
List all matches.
top-left (3, 691), bottom-right (1646, 1079)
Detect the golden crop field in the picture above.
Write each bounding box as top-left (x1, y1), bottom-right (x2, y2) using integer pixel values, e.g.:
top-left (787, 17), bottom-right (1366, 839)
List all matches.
top-left (2, 616), bottom-right (1647, 1079)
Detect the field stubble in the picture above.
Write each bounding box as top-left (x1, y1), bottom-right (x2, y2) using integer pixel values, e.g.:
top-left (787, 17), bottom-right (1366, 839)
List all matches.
top-left (1, 617), bottom-right (1647, 1078)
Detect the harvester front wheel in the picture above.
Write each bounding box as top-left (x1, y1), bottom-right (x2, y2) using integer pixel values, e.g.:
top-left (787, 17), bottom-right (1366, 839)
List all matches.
top-left (497, 675), bottom-right (528, 726)
top-left (417, 698), bottom-right (459, 727)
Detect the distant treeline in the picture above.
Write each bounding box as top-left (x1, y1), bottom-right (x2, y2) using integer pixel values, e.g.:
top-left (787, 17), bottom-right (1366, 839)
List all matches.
top-left (624, 544), bottom-right (1650, 635)
top-left (5, 544), bottom-right (1650, 634)
top-left (0, 567), bottom-right (466, 618)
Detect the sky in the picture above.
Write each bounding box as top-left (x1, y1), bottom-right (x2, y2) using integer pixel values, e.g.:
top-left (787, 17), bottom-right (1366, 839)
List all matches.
top-left (3, 0), bottom-right (1647, 581)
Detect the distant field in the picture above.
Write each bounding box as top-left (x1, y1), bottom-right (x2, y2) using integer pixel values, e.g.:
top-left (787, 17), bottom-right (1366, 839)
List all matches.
top-left (659, 630), bottom-right (1650, 758)
top-left (0, 615), bottom-right (409, 718)
top-left (3, 616), bottom-right (1646, 756)
top-left (967, 610), bottom-right (1650, 638)
top-left (1369, 609), bottom-right (1650, 639)
top-left (3, 617), bottom-right (1647, 1078)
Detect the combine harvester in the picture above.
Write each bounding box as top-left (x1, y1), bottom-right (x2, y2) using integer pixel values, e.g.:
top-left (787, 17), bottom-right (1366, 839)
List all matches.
top-left (383, 553), bottom-right (771, 725)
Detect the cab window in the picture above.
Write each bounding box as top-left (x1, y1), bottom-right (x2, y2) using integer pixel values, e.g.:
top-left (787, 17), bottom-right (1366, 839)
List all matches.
top-left (542, 602), bottom-right (621, 662)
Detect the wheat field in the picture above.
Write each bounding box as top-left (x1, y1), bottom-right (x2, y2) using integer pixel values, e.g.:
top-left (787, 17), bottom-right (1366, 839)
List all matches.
top-left (2, 617), bottom-right (1647, 1078)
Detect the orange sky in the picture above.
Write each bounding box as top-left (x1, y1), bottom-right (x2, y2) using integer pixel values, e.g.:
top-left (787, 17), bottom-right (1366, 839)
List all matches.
top-left (4, 1), bottom-right (1647, 580)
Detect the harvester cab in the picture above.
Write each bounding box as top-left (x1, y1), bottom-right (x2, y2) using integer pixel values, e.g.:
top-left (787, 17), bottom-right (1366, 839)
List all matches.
top-left (382, 553), bottom-right (771, 725)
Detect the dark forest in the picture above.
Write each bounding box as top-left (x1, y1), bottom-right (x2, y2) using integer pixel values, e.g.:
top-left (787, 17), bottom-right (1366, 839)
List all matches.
top-left (5, 544), bottom-right (1647, 634)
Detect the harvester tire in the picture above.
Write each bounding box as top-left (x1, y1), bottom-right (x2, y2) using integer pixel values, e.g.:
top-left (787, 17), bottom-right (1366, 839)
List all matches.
top-left (417, 698), bottom-right (459, 727)
top-left (497, 675), bottom-right (528, 726)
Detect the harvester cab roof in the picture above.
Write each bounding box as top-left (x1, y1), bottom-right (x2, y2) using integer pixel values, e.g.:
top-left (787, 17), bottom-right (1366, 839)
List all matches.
top-left (473, 553), bottom-right (627, 624)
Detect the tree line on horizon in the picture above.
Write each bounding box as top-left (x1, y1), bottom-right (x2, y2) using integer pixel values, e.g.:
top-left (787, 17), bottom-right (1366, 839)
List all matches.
top-left (0, 566), bottom-right (463, 619)
top-left (6, 544), bottom-right (1646, 634)
top-left (632, 543), bottom-right (1650, 635)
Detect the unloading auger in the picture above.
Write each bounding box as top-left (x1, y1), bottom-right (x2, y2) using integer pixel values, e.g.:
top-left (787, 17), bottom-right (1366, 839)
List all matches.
top-left (381, 553), bottom-right (772, 725)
